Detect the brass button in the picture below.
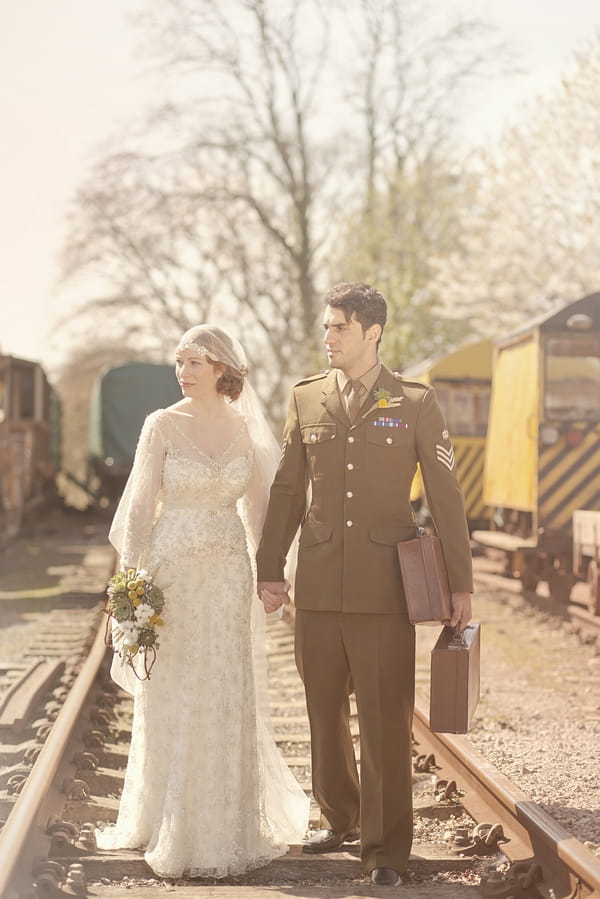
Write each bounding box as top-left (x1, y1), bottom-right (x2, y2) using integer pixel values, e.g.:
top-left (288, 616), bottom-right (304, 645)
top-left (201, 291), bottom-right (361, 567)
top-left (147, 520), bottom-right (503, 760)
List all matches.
top-left (310, 433), bottom-right (317, 442)
top-left (347, 436), bottom-right (355, 443)
top-left (386, 436), bottom-right (393, 444)
top-left (347, 463), bottom-right (354, 470)
top-left (346, 490), bottom-right (353, 498)
top-left (346, 520), bottom-right (353, 527)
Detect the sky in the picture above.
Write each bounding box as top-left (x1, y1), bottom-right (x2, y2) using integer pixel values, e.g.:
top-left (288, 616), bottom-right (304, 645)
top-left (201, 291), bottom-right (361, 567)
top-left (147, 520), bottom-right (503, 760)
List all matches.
top-left (1, 0), bottom-right (599, 368)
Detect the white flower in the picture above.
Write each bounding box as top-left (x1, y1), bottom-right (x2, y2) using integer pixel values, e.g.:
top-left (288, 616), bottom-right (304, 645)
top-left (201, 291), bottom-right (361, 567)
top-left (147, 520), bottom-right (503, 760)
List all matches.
top-left (134, 603), bottom-right (154, 624)
top-left (123, 628), bottom-right (139, 646)
top-left (137, 569), bottom-right (152, 583)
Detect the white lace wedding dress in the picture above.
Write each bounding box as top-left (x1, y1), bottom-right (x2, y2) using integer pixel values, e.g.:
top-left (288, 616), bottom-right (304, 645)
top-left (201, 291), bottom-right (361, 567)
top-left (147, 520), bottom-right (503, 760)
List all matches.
top-left (96, 409), bottom-right (309, 878)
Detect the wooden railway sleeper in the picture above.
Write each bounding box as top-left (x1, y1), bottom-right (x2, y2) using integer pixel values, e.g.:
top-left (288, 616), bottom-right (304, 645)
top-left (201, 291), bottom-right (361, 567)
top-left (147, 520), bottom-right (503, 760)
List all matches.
top-left (447, 822), bottom-right (509, 856)
top-left (480, 860), bottom-right (544, 898)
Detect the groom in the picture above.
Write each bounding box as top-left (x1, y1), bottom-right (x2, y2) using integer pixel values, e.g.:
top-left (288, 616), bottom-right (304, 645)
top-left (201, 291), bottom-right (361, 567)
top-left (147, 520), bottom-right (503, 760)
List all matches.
top-left (257, 281), bottom-right (473, 887)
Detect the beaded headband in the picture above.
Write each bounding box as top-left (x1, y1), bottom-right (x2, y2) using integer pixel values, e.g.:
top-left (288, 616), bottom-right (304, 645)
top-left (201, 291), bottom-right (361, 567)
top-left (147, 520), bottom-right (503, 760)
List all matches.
top-left (176, 336), bottom-right (248, 377)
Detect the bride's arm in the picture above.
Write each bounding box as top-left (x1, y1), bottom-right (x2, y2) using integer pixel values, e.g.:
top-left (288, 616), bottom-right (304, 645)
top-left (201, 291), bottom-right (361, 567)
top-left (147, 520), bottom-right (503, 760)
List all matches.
top-left (108, 411), bottom-right (166, 569)
top-left (240, 441), bottom-right (271, 554)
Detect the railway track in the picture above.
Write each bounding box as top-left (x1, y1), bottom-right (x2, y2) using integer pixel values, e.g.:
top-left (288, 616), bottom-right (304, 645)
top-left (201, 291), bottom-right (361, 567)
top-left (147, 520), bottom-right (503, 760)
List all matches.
top-left (473, 551), bottom-right (600, 649)
top-left (1, 603), bottom-right (599, 898)
top-left (1, 509), bottom-right (599, 897)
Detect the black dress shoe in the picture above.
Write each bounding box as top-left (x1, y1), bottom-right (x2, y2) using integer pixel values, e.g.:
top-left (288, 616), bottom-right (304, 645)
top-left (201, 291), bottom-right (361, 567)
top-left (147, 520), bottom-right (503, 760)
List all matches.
top-left (370, 867), bottom-right (403, 886)
top-left (302, 828), bottom-right (360, 853)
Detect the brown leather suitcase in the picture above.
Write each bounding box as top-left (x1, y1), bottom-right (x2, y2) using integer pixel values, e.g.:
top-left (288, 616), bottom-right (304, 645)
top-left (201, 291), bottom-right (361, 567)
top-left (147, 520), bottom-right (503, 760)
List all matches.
top-left (429, 623), bottom-right (481, 734)
top-left (397, 533), bottom-right (452, 624)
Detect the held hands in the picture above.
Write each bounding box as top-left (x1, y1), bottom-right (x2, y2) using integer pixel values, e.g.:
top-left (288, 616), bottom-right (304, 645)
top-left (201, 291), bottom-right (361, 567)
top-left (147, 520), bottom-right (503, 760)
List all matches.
top-left (444, 592), bottom-right (472, 632)
top-left (257, 580), bottom-right (291, 614)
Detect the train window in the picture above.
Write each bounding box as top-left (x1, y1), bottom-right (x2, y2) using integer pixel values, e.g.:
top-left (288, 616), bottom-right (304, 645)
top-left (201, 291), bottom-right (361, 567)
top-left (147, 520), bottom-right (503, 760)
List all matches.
top-left (435, 385), bottom-right (490, 436)
top-left (544, 336), bottom-right (600, 420)
top-left (15, 367), bottom-right (36, 419)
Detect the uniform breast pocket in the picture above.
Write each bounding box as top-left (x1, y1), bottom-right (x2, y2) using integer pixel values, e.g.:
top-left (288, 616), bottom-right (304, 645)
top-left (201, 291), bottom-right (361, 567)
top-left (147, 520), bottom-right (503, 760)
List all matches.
top-left (365, 425), bottom-right (412, 479)
top-left (301, 424), bottom-right (337, 479)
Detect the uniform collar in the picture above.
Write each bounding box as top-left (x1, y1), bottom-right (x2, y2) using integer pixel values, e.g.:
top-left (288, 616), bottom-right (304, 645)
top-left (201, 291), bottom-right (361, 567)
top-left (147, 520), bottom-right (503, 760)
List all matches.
top-left (322, 363), bottom-right (386, 428)
top-left (336, 361), bottom-right (381, 396)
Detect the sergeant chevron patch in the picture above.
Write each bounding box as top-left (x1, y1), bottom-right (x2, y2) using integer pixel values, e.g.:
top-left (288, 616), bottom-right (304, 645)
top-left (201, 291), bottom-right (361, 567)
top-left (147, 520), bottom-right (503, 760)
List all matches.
top-left (435, 443), bottom-right (455, 471)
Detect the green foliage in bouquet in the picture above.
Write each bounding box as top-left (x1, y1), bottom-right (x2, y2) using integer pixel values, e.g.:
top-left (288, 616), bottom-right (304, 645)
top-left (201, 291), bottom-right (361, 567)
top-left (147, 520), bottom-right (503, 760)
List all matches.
top-left (105, 568), bottom-right (165, 680)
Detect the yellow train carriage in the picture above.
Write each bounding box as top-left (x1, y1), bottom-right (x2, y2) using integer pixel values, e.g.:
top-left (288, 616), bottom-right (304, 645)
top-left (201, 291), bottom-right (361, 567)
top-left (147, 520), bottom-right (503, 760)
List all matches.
top-left (472, 292), bottom-right (600, 602)
top-left (402, 338), bottom-right (493, 530)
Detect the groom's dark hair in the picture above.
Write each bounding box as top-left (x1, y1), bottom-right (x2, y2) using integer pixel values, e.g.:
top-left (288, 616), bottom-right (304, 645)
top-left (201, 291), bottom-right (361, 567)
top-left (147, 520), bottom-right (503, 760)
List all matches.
top-left (324, 282), bottom-right (387, 346)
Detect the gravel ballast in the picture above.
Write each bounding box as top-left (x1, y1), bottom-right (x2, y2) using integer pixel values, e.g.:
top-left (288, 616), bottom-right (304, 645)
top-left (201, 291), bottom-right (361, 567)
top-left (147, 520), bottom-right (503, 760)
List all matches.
top-left (416, 582), bottom-right (600, 857)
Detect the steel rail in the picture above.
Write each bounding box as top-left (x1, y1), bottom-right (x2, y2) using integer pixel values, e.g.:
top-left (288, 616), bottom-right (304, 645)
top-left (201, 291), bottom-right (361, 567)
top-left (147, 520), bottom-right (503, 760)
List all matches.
top-left (413, 696), bottom-right (600, 899)
top-left (0, 610), bottom-right (108, 899)
top-left (474, 564), bottom-right (600, 643)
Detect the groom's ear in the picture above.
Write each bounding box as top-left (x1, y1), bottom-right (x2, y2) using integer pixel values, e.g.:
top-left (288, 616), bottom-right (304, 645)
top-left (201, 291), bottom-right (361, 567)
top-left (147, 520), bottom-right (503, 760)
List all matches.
top-left (367, 323), bottom-right (382, 344)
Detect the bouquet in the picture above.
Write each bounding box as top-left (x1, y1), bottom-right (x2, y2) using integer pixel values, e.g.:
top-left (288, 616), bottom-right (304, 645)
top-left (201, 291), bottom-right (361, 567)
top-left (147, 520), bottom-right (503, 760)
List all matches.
top-left (105, 568), bottom-right (165, 680)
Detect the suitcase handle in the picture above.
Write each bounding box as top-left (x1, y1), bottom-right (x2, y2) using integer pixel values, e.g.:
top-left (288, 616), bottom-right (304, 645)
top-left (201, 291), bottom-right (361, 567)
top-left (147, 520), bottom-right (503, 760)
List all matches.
top-left (447, 625), bottom-right (472, 649)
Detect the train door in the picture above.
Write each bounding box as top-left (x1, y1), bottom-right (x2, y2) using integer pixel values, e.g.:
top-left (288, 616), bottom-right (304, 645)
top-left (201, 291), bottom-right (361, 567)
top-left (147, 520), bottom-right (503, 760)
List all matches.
top-left (537, 332), bottom-right (600, 563)
top-left (433, 380), bottom-right (491, 527)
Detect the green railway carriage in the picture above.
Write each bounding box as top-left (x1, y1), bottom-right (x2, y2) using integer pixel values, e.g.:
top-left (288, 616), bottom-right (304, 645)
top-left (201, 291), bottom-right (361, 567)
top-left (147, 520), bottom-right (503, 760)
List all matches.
top-left (88, 362), bottom-right (181, 507)
top-left (402, 338), bottom-right (493, 530)
top-left (472, 292), bottom-right (600, 604)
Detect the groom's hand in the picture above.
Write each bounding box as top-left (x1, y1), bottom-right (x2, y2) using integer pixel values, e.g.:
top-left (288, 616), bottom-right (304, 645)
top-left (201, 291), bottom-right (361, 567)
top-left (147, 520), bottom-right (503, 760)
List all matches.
top-left (257, 580), bottom-right (290, 613)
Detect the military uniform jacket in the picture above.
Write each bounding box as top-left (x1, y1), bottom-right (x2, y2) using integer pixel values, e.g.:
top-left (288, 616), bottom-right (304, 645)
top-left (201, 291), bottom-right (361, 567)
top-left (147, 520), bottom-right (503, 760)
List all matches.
top-left (256, 365), bottom-right (473, 614)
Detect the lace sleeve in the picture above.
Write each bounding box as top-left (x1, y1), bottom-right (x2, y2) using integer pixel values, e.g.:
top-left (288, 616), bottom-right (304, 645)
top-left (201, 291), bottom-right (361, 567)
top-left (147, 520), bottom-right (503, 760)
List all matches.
top-left (108, 411), bottom-right (166, 569)
top-left (240, 445), bottom-right (272, 554)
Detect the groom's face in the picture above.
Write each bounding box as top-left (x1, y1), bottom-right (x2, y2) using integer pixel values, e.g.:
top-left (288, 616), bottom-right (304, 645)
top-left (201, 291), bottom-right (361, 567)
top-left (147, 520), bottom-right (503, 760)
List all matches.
top-left (322, 305), bottom-right (376, 375)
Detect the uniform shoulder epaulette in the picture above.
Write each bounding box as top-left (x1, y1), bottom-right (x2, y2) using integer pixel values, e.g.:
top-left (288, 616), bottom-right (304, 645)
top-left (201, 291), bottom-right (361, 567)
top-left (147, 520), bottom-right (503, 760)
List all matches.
top-left (392, 372), bottom-right (430, 390)
top-left (294, 369), bottom-right (330, 387)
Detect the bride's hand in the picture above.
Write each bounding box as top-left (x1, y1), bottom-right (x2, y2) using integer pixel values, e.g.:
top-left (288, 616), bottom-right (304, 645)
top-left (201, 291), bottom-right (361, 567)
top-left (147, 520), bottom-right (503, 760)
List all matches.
top-left (257, 581), bottom-right (290, 612)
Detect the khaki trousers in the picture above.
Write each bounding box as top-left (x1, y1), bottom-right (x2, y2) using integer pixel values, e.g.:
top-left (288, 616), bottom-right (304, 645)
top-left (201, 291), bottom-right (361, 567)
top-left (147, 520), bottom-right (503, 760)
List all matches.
top-left (295, 609), bottom-right (415, 873)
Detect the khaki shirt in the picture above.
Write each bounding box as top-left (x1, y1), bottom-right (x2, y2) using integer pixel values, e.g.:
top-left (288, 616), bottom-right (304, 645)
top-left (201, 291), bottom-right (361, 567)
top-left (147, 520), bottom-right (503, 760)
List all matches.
top-left (336, 362), bottom-right (381, 418)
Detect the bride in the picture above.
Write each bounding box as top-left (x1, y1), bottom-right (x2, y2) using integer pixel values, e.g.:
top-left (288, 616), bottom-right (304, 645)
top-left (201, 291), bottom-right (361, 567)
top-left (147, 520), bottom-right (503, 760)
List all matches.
top-left (96, 325), bottom-right (310, 878)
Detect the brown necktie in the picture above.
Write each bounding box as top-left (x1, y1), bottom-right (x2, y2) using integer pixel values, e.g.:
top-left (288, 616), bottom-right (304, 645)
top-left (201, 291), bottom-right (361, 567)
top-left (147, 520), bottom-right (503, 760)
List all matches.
top-left (345, 379), bottom-right (364, 422)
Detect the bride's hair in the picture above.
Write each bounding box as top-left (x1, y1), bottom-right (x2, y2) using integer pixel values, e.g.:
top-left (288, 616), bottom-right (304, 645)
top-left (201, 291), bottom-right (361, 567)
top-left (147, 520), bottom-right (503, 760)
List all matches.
top-left (209, 361), bottom-right (244, 401)
top-left (176, 324), bottom-right (247, 401)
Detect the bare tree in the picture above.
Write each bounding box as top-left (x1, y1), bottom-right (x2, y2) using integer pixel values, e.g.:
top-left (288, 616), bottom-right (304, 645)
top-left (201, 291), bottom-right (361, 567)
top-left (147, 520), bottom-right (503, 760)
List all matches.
top-left (62, 0), bottom-right (337, 418)
top-left (327, 0), bottom-right (509, 365)
top-left (60, 0), bottom-right (508, 413)
top-left (428, 33), bottom-right (600, 336)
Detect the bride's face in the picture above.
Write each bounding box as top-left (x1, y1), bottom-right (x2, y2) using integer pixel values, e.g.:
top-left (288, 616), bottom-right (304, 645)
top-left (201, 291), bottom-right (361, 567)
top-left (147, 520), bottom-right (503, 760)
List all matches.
top-left (175, 348), bottom-right (222, 398)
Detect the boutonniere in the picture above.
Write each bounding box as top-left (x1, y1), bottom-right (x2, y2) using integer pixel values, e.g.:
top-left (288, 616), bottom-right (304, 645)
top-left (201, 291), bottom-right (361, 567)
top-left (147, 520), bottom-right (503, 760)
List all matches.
top-left (374, 387), bottom-right (393, 408)
top-left (362, 387), bottom-right (403, 418)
